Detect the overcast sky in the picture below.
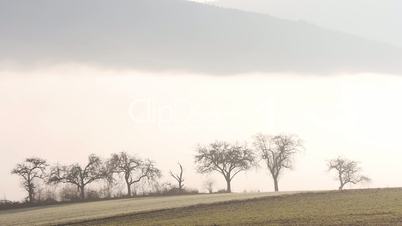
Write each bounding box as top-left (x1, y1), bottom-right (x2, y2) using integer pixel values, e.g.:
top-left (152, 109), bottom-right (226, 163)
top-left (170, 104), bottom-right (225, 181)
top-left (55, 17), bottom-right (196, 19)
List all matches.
top-left (1, 0), bottom-right (402, 201)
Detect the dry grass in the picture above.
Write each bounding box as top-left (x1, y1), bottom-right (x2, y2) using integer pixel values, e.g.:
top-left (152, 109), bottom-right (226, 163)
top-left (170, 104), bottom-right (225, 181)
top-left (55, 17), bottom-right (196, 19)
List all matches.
top-left (79, 188), bottom-right (402, 226)
top-left (3, 189), bottom-right (402, 225)
top-left (0, 192), bottom-right (293, 226)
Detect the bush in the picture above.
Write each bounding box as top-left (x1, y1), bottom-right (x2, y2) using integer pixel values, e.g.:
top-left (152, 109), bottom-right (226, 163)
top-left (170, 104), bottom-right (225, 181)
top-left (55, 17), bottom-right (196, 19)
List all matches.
top-left (145, 185), bottom-right (199, 197)
top-left (216, 189), bottom-right (228, 193)
top-left (59, 186), bottom-right (80, 202)
top-left (86, 189), bottom-right (102, 200)
top-left (0, 200), bottom-right (23, 210)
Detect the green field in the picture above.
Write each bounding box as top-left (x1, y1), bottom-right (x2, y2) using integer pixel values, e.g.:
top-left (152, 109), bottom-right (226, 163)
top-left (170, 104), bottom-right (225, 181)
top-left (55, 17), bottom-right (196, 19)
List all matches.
top-left (1, 189), bottom-right (402, 225)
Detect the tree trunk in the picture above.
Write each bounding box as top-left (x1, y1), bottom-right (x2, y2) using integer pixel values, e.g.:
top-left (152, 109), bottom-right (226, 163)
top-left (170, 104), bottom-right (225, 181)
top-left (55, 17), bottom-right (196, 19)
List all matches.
top-left (127, 182), bottom-right (132, 197)
top-left (226, 177), bottom-right (231, 193)
top-left (28, 188), bottom-right (34, 203)
top-left (273, 177), bottom-right (279, 192)
top-left (79, 185), bottom-right (85, 199)
top-left (27, 177), bottom-right (34, 203)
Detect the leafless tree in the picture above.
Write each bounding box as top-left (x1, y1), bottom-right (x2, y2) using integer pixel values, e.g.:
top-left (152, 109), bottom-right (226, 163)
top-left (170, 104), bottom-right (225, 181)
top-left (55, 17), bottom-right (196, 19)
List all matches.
top-left (253, 134), bottom-right (303, 192)
top-left (203, 178), bottom-right (215, 194)
top-left (328, 157), bottom-right (370, 190)
top-left (102, 158), bottom-right (119, 197)
top-left (195, 141), bottom-right (255, 193)
top-left (170, 163), bottom-right (184, 191)
top-left (107, 152), bottom-right (161, 197)
top-left (11, 158), bottom-right (48, 203)
top-left (48, 154), bottom-right (105, 199)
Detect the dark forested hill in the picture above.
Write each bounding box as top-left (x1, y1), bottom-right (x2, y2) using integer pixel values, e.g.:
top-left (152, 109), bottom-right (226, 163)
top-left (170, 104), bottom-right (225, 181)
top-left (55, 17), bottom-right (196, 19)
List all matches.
top-left (0, 0), bottom-right (401, 74)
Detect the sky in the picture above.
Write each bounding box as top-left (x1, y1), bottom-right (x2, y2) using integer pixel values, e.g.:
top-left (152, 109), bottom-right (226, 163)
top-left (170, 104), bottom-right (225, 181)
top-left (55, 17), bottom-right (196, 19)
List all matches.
top-left (1, 0), bottom-right (402, 201)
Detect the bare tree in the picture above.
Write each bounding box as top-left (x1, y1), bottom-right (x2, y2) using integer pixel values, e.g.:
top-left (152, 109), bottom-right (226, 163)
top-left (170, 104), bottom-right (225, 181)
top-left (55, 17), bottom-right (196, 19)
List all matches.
top-left (48, 154), bottom-right (105, 199)
top-left (203, 178), bottom-right (215, 194)
top-left (170, 163), bottom-right (184, 191)
top-left (103, 158), bottom-right (118, 198)
top-left (195, 141), bottom-right (255, 193)
top-left (108, 152), bottom-right (161, 197)
top-left (328, 157), bottom-right (370, 190)
top-left (253, 134), bottom-right (303, 192)
top-left (11, 158), bottom-right (48, 203)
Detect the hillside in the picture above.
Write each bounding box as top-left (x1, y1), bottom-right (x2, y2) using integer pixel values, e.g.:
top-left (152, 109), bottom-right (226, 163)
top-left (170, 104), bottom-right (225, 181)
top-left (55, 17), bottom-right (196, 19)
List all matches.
top-left (215, 0), bottom-right (402, 48)
top-left (0, 192), bottom-right (291, 225)
top-left (78, 188), bottom-right (402, 225)
top-left (2, 189), bottom-right (401, 225)
top-left (0, 0), bottom-right (401, 74)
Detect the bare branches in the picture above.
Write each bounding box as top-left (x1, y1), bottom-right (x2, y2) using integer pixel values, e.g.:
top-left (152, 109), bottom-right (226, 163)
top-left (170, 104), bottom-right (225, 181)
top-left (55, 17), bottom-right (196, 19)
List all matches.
top-left (48, 154), bottom-right (105, 199)
top-left (11, 158), bottom-right (48, 203)
top-left (195, 141), bottom-right (255, 192)
top-left (253, 134), bottom-right (303, 192)
top-left (170, 163), bottom-right (184, 191)
top-left (328, 157), bottom-right (370, 190)
top-left (107, 152), bottom-right (161, 196)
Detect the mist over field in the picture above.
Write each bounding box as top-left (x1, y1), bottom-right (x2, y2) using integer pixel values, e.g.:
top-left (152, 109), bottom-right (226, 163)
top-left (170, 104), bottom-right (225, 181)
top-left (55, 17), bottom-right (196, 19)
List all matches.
top-left (1, 0), bottom-right (402, 203)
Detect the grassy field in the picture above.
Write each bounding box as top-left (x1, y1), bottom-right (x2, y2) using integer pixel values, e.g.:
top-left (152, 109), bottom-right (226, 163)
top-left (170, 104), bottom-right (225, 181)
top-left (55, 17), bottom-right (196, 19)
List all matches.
top-left (2, 189), bottom-right (402, 225)
top-left (77, 188), bottom-right (402, 225)
top-left (0, 192), bottom-right (294, 226)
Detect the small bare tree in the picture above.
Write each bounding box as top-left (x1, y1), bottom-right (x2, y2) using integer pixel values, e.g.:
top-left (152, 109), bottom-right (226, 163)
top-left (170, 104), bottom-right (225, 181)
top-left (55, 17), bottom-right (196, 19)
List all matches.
top-left (253, 134), bottom-right (303, 192)
top-left (108, 152), bottom-right (161, 197)
top-left (195, 141), bottom-right (255, 193)
top-left (170, 163), bottom-right (184, 191)
top-left (48, 154), bottom-right (105, 199)
top-left (203, 178), bottom-right (215, 194)
top-left (328, 157), bottom-right (370, 190)
top-left (11, 158), bottom-right (48, 203)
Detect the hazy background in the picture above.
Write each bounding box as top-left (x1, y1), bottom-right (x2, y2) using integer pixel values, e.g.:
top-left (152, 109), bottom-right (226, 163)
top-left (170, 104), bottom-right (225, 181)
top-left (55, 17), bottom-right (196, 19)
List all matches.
top-left (1, 0), bottom-right (402, 200)
top-left (206, 0), bottom-right (402, 47)
top-left (1, 0), bottom-right (401, 74)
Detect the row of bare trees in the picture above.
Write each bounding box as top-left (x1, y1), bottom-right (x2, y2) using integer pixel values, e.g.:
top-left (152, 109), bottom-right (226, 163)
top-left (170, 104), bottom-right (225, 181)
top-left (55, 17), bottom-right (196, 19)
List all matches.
top-left (11, 152), bottom-right (162, 203)
top-left (195, 133), bottom-right (370, 193)
top-left (11, 133), bottom-right (370, 203)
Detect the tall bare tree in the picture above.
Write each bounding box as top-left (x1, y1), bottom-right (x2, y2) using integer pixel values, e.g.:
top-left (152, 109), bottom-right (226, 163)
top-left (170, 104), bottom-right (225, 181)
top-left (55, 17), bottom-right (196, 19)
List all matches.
top-left (48, 154), bottom-right (105, 199)
top-left (11, 158), bottom-right (48, 203)
top-left (253, 134), bottom-right (303, 192)
top-left (108, 152), bottom-right (161, 197)
top-left (170, 163), bottom-right (184, 191)
top-left (328, 157), bottom-right (370, 190)
top-left (195, 141), bottom-right (255, 193)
